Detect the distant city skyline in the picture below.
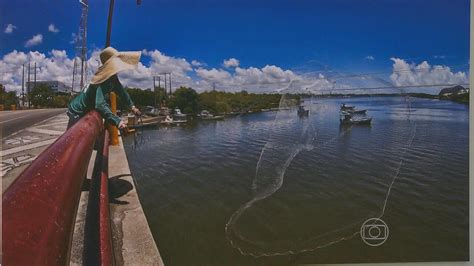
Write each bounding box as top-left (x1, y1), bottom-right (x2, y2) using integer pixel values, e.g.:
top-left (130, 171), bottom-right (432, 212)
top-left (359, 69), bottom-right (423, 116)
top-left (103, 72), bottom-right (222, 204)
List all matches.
top-left (0, 0), bottom-right (470, 93)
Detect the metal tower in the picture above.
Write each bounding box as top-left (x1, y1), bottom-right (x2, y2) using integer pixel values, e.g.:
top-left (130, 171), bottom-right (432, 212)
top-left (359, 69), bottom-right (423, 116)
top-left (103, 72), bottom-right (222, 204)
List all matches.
top-left (72, 0), bottom-right (89, 92)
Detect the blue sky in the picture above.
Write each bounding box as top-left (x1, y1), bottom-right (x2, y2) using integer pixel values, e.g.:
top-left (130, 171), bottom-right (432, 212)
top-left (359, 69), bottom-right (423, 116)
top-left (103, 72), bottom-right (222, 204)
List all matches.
top-left (0, 0), bottom-right (470, 93)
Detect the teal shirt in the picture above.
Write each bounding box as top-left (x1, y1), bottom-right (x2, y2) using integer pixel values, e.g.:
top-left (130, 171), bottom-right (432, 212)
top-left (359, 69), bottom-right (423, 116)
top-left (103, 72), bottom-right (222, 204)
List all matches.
top-left (68, 75), bottom-right (134, 127)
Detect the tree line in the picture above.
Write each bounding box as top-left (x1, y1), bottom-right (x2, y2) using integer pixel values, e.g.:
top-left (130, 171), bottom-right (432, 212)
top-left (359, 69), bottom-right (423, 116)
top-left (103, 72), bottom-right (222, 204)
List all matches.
top-left (119, 86), bottom-right (290, 115)
top-left (0, 83), bottom-right (71, 109)
top-left (1, 83), bottom-right (296, 113)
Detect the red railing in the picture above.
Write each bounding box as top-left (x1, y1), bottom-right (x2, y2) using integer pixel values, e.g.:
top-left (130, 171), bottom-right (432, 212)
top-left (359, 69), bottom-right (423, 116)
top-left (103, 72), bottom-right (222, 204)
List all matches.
top-left (2, 110), bottom-right (115, 265)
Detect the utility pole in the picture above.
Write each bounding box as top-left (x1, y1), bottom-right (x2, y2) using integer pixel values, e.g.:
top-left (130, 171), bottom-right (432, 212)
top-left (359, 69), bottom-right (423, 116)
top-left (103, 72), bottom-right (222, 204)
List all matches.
top-left (104, 0), bottom-right (141, 146)
top-left (34, 62), bottom-right (37, 90)
top-left (27, 62), bottom-right (31, 109)
top-left (153, 76), bottom-right (157, 108)
top-left (158, 76), bottom-right (161, 106)
top-left (105, 0), bottom-right (115, 47)
top-left (169, 73), bottom-right (172, 96)
top-left (163, 73), bottom-right (167, 100)
top-left (21, 64), bottom-right (25, 107)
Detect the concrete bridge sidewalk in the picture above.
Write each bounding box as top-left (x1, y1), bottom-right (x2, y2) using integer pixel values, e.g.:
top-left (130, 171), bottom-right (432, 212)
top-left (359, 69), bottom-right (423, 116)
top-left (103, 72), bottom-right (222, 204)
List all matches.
top-left (1, 112), bottom-right (69, 192)
top-left (1, 112), bottom-right (162, 265)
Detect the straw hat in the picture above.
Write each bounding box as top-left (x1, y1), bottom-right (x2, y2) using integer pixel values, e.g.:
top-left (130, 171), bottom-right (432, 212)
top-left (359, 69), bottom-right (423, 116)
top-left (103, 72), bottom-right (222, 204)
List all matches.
top-left (90, 47), bottom-right (141, 84)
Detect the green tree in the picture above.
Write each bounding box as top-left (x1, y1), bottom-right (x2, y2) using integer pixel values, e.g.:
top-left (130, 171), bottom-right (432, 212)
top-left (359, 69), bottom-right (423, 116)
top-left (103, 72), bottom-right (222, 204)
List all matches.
top-left (53, 94), bottom-right (70, 107)
top-left (29, 85), bottom-right (53, 107)
top-left (0, 84), bottom-right (18, 108)
top-left (170, 87), bottom-right (199, 114)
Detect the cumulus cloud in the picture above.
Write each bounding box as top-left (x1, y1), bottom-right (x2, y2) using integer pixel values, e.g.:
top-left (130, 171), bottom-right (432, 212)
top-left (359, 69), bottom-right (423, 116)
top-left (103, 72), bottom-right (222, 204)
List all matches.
top-left (191, 60), bottom-right (203, 67)
top-left (389, 57), bottom-right (468, 87)
top-left (0, 50), bottom-right (76, 93)
top-left (365, 55), bottom-right (375, 60)
top-left (223, 58), bottom-right (239, 68)
top-left (0, 48), bottom-right (339, 94)
top-left (25, 34), bottom-right (43, 47)
top-left (48, 23), bottom-right (60, 33)
top-left (4, 24), bottom-right (17, 34)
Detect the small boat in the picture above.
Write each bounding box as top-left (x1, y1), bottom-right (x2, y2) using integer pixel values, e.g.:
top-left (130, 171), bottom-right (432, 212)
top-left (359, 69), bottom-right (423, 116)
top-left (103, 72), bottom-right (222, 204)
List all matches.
top-left (347, 109), bottom-right (367, 114)
top-left (198, 110), bottom-right (224, 120)
top-left (340, 103), bottom-right (355, 111)
top-left (158, 107), bottom-right (171, 116)
top-left (297, 106), bottom-right (309, 117)
top-left (144, 106), bottom-right (160, 117)
top-left (160, 115), bottom-right (186, 126)
top-left (173, 108), bottom-right (187, 122)
top-left (340, 113), bottom-right (372, 125)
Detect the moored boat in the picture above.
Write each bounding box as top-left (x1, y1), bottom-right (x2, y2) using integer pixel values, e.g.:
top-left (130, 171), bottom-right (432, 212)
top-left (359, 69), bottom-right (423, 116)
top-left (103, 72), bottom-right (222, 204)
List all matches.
top-left (340, 103), bottom-right (355, 111)
top-left (173, 108), bottom-right (188, 122)
top-left (198, 110), bottom-right (224, 120)
top-left (340, 112), bottom-right (372, 125)
top-left (297, 105), bottom-right (309, 117)
top-left (347, 109), bottom-right (367, 114)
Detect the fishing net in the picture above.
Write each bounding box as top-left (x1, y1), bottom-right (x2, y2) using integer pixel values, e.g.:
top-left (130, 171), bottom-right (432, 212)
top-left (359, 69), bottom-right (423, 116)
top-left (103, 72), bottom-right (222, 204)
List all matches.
top-left (225, 73), bottom-right (417, 257)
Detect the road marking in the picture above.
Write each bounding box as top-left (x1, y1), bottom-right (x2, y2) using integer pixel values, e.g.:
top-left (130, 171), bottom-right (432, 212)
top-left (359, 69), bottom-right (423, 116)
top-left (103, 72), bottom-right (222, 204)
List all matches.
top-left (4, 136), bottom-right (41, 145)
top-left (1, 139), bottom-right (56, 156)
top-left (26, 127), bottom-right (63, 135)
top-left (0, 114), bottom-right (32, 124)
top-left (1, 154), bottom-right (36, 177)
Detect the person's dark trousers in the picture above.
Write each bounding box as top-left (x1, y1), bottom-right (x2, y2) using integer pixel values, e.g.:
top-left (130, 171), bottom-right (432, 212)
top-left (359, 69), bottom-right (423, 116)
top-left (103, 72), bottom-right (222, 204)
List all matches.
top-left (66, 110), bottom-right (81, 129)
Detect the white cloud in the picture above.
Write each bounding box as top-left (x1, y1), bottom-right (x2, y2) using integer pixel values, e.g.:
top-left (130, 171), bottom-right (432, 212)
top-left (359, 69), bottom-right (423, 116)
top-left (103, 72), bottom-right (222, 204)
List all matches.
top-left (25, 34), bottom-right (43, 47)
top-left (365, 55), bottom-right (375, 60)
top-left (0, 48), bottom-right (320, 94)
top-left (191, 60), bottom-right (203, 67)
top-left (389, 57), bottom-right (468, 87)
top-left (4, 24), bottom-right (17, 34)
top-left (48, 23), bottom-right (59, 33)
top-left (223, 58), bottom-right (240, 68)
top-left (0, 50), bottom-right (76, 93)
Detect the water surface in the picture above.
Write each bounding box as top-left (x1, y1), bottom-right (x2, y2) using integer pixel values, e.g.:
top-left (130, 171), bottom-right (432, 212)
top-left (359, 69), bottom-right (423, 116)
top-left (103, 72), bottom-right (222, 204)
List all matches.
top-left (124, 96), bottom-right (469, 265)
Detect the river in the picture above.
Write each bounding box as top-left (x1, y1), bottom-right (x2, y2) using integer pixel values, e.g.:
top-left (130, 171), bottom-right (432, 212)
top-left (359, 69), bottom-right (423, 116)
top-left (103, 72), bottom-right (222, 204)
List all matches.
top-left (123, 96), bottom-right (469, 265)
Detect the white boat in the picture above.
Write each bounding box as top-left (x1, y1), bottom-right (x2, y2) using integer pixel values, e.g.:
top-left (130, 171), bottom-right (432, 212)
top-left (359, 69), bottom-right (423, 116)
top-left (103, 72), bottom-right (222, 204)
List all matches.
top-left (160, 115), bottom-right (187, 125)
top-left (340, 112), bottom-right (372, 125)
top-left (198, 110), bottom-right (224, 120)
top-left (144, 106), bottom-right (160, 117)
top-left (340, 103), bottom-right (355, 111)
top-left (173, 108), bottom-right (187, 122)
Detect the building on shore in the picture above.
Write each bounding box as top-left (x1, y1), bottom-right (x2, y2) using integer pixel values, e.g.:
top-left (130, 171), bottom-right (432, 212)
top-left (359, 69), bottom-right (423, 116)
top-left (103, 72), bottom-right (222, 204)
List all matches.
top-left (26, 81), bottom-right (72, 94)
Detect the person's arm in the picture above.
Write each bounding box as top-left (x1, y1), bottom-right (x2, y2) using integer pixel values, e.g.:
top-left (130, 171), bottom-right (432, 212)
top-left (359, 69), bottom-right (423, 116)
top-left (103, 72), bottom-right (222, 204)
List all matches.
top-left (111, 75), bottom-right (139, 113)
top-left (95, 86), bottom-right (123, 127)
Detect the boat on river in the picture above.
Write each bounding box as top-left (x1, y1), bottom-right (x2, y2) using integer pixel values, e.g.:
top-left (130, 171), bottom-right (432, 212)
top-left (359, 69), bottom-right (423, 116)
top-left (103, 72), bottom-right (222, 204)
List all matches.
top-left (347, 109), bottom-right (367, 114)
top-left (340, 112), bottom-right (372, 125)
top-left (340, 103), bottom-right (355, 111)
top-left (198, 110), bottom-right (224, 120)
top-left (173, 108), bottom-right (188, 122)
top-left (297, 105), bottom-right (309, 117)
top-left (144, 106), bottom-right (160, 117)
top-left (160, 115), bottom-right (187, 126)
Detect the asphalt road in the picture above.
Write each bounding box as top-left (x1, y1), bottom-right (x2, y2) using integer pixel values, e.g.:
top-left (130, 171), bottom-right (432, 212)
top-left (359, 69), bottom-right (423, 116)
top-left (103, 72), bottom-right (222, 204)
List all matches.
top-left (0, 108), bottom-right (67, 138)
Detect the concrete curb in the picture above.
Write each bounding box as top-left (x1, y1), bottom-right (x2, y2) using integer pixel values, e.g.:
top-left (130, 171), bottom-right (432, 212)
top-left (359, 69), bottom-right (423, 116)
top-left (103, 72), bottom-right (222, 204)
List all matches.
top-left (71, 136), bottom-right (163, 265)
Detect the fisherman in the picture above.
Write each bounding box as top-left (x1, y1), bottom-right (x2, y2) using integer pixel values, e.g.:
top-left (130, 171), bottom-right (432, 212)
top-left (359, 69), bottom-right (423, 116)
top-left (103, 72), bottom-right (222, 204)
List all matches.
top-left (67, 46), bottom-right (141, 129)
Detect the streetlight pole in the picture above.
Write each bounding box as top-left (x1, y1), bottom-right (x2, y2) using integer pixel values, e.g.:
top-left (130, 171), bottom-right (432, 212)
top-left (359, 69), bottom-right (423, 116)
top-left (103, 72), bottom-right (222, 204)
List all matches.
top-left (104, 0), bottom-right (141, 145)
top-left (105, 0), bottom-right (115, 48)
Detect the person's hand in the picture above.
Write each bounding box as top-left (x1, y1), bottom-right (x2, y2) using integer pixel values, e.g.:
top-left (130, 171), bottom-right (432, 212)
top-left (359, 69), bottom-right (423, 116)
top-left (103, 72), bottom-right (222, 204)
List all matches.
top-left (132, 106), bottom-right (141, 116)
top-left (118, 121), bottom-right (127, 129)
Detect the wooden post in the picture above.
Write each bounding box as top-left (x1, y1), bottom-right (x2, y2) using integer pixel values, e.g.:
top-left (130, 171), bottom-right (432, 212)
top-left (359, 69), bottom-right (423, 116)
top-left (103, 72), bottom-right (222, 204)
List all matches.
top-left (107, 92), bottom-right (119, 145)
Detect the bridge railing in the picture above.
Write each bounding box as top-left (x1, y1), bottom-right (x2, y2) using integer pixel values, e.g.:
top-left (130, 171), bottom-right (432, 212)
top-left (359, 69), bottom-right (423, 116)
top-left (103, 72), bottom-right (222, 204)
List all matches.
top-left (2, 110), bottom-right (115, 265)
